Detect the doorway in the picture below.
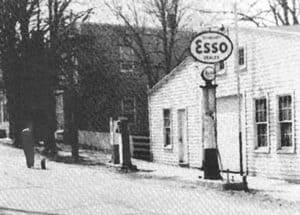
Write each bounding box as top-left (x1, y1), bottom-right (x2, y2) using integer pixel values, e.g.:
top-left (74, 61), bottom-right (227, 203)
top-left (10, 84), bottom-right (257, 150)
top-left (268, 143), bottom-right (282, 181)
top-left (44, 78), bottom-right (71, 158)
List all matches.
top-left (178, 109), bottom-right (188, 166)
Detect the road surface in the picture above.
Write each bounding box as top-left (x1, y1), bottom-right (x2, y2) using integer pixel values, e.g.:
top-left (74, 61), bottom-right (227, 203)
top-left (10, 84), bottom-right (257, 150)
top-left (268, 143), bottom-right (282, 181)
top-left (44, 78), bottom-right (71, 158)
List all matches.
top-left (0, 143), bottom-right (299, 215)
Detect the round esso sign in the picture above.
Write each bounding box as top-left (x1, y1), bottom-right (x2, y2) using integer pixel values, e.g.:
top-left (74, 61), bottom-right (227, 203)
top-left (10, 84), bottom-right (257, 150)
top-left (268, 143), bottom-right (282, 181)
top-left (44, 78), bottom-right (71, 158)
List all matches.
top-left (190, 31), bottom-right (233, 64)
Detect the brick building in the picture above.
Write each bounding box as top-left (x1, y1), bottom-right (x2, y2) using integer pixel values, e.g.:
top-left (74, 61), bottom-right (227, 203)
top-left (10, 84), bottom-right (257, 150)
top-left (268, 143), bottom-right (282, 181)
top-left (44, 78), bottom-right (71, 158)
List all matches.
top-left (76, 23), bottom-right (151, 137)
top-left (68, 23), bottom-right (192, 150)
top-left (149, 26), bottom-right (300, 181)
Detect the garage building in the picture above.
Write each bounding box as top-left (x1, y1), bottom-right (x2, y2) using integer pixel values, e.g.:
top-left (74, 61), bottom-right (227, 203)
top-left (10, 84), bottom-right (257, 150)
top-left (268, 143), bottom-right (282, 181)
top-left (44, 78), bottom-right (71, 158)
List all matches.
top-left (148, 26), bottom-right (300, 181)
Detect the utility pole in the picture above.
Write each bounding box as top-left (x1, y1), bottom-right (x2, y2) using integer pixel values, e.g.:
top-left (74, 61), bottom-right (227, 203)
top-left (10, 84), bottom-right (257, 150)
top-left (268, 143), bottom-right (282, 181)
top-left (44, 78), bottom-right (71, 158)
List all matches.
top-left (234, 1), bottom-right (244, 177)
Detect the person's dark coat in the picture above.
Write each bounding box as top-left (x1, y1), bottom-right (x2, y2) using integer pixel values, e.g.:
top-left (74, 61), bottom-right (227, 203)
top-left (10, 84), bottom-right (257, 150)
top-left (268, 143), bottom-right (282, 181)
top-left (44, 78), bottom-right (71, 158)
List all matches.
top-left (21, 128), bottom-right (35, 168)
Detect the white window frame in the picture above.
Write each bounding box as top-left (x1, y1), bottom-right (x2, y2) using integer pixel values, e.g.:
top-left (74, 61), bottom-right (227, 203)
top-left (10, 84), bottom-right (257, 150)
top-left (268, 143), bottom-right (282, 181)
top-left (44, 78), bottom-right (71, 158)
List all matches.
top-left (253, 96), bottom-right (270, 153)
top-left (163, 108), bottom-right (173, 150)
top-left (119, 46), bottom-right (137, 73)
top-left (276, 91), bottom-right (295, 154)
top-left (238, 46), bottom-right (247, 72)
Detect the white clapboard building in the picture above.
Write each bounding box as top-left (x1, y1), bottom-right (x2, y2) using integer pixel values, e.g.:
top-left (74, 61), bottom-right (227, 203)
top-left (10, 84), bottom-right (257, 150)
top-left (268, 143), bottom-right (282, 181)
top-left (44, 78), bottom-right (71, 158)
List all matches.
top-left (148, 26), bottom-right (300, 181)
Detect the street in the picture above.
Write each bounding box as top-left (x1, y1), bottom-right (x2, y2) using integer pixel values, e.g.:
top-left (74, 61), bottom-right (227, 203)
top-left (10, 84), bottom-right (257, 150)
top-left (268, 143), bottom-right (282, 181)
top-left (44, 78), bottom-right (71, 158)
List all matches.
top-left (0, 143), bottom-right (300, 215)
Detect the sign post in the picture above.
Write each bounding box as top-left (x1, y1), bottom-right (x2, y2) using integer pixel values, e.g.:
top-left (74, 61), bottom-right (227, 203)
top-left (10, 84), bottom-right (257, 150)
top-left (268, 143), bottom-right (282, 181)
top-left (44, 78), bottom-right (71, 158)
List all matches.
top-left (190, 30), bottom-right (233, 180)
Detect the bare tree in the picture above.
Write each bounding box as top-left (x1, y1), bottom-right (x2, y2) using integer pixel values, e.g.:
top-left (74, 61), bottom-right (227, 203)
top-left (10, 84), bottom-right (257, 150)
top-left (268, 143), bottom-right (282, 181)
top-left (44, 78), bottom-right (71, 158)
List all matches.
top-left (105, 0), bottom-right (190, 87)
top-left (46, 0), bottom-right (92, 159)
top-left (195, 0), bottom-right (300, 27)
top-left (268, 0), bottom-right (300, 25)
top-left (0, 0), bottom-right (92, 158)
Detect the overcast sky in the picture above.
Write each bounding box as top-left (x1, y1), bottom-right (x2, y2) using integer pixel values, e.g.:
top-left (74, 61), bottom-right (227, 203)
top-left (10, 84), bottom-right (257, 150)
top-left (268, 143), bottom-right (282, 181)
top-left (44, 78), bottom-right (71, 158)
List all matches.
top-left (72, 0), bottom-right (273, 29)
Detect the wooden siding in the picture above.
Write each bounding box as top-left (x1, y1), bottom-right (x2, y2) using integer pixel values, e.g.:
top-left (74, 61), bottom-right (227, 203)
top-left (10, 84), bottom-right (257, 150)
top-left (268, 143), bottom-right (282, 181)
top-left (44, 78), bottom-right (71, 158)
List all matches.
top-left (149, 28), bottom-right (300, 180)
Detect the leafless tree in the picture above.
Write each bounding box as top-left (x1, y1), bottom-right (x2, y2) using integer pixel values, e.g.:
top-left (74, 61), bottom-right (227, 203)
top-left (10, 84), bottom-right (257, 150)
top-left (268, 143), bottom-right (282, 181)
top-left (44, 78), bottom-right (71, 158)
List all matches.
top-left (268, 0), bottom-right (300, 25)
top-left (0, 0), bottom-right (92, 158)
top-left (105, 0), bottom-right (190, 87)
top-left (195, 0), bottom-right (300, 27)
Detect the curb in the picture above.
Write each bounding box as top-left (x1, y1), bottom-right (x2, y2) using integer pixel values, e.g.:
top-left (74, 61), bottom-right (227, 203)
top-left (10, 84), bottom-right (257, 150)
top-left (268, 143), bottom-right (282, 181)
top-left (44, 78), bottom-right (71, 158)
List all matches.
top-left (109, 163), bottom-right (249, 191)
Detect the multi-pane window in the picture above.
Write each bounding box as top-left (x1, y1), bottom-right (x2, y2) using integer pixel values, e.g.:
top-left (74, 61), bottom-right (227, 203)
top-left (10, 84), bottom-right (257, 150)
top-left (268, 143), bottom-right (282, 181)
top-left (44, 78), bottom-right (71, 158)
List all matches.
top-left (119, 46), bottom-right (138, 72)
top-left (238, 47), bottom-right (245, 66)
top-left (278, 95), bottom-right (293, 147)
top-left (121, 97), bottom-right (136, 123)
top-left (215, 61), bottom-right (225, 75)
top-left (163, 109), bottom-right (171, 147)
top-left (255, 98), bottom-right (268, 147)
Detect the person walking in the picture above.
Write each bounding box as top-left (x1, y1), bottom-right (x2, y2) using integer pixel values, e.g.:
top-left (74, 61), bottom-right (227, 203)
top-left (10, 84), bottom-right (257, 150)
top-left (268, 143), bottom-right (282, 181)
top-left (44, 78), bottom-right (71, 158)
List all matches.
top-left (21, 120), bottom-right (35, 168)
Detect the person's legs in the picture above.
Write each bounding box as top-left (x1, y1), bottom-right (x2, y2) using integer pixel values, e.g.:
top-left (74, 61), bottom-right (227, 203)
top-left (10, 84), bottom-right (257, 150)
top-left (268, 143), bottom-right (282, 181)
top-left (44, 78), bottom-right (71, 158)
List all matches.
top-left (28, 146), bottom-right (35, 168)
top-left (23, 144), bottom-right (34, 168)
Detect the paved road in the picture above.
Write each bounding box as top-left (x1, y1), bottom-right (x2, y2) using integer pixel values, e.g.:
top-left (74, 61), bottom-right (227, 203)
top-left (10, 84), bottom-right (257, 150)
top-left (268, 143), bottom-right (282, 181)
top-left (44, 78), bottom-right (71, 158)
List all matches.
top-left (0, 144), bottom-right (300, 215)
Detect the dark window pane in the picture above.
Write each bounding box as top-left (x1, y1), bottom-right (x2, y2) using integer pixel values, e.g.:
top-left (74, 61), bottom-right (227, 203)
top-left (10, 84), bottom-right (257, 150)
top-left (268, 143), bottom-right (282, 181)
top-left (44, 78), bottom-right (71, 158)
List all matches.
top-left (163, 109), bottom-right (170, 118)
top-left (164, 119), bottom-right (170, 127)
top-left (255, 99), bottom-right (267, 122)
top-left (121, 61), bottom-right (137, 71)
top-left (120, 46), bottom-right (135, 61)
top-left (238, 48), bottom-right (245, 66)
top-left (279, 95), bottom-right (292, 121)
top-left (280, 123), bottom-right (292, 147)
top-left (217, 61), bottom-right (225, 70)
top-left (164, 128), bottom-right (171, 146)
top-left (257, 124), bottom-right (267, 147)
top-left (163, 109), bottom-right (171, 147)
top-left (123, 99), bottom-right (134, 113)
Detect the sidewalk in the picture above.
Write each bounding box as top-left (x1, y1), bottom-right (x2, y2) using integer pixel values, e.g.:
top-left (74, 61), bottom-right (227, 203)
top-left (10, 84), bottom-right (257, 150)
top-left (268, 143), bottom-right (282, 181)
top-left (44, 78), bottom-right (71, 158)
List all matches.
top-left (76, 145), bottom-right (300, 203)
top-left (133, 159), bottom-right (300, 202)
top-left (2, 140), bottom-right (300, 204)
top-left (2, 141), bottom-right (300, 215)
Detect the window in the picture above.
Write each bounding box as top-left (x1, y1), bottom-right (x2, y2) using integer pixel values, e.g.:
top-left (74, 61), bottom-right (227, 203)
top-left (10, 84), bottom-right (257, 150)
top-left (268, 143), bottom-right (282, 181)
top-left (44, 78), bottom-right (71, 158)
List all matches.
top-left (0, 96), bottom-right (8, 123)
top-left (215, 61), bottom-right (225, 75)
top-left (121, 97), bottom-right (136, 123)
top-left (3, 102), bottom-right (8, 122)
top-left (238, 47), bottom-right (245, 66)
top-left (255, 98), bottom-right (268, 148)
top-left (119, 46), bottom-right (138, 72)
top-left (278, 95), bottom-right (293, 147)
top-left (163, 109), bottom-right (172, 148)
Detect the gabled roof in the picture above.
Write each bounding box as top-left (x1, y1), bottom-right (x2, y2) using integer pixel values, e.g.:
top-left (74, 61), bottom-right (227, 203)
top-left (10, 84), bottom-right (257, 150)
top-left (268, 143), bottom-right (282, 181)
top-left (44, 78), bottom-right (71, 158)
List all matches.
top-left (238, 26), bottom-right (300, 37)
top-left (268, 25), bottom-right (300, 33)
top-left (148, 56), bottom-right (195, 95)
top-left (149, 25), bottom-right (300, 95)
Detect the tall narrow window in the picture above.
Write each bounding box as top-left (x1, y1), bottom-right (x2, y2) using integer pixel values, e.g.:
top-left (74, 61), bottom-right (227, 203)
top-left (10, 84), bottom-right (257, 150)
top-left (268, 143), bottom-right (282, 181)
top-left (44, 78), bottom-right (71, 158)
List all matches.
top-left (119, 46), bottom-right (138, 72)
top-left (3, 102), bottom-right (8, 122)
top-left (238, 47), bottom-right (245, 66)
top-left (163, 109), bottom-right (171, 148)
top-left (255, 98), bottom-right (268, 147)
top-left (278, 95), bottom-right (293, 147)
top-left (215, 61), bottom-right (225, 75)
top-left (121, 97), bottom-right (136, 123)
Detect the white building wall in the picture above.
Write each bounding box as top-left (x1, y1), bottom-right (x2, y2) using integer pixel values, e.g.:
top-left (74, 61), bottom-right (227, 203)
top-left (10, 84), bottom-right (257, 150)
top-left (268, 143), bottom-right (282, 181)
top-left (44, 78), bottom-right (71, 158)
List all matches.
top-left (149, 58), bottom-right (206, 167)
top-left (217, 29), bottom-right (300, 180)
top-left (149, 28), bottom-right (300, 180)
top-left (240, 30), bottom-right (300, 180)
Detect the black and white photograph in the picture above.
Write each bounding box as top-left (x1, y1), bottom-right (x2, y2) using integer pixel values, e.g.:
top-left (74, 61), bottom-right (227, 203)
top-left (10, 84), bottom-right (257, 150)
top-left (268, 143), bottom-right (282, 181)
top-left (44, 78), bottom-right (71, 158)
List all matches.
top-left (1, 0), bottom-right (300, 214)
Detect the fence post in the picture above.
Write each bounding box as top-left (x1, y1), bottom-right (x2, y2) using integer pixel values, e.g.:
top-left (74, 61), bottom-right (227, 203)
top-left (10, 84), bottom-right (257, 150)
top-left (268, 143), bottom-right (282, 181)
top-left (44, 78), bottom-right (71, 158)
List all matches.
top-left (119, 117), bottom-right (137, 171)
top-left (110, 117), bottom-right (120, 164)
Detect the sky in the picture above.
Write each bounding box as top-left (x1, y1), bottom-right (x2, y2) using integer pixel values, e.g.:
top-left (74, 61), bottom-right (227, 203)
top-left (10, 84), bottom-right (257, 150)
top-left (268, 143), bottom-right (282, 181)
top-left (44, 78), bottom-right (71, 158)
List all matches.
top-left (72, 0), bottom-right (274, 29)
